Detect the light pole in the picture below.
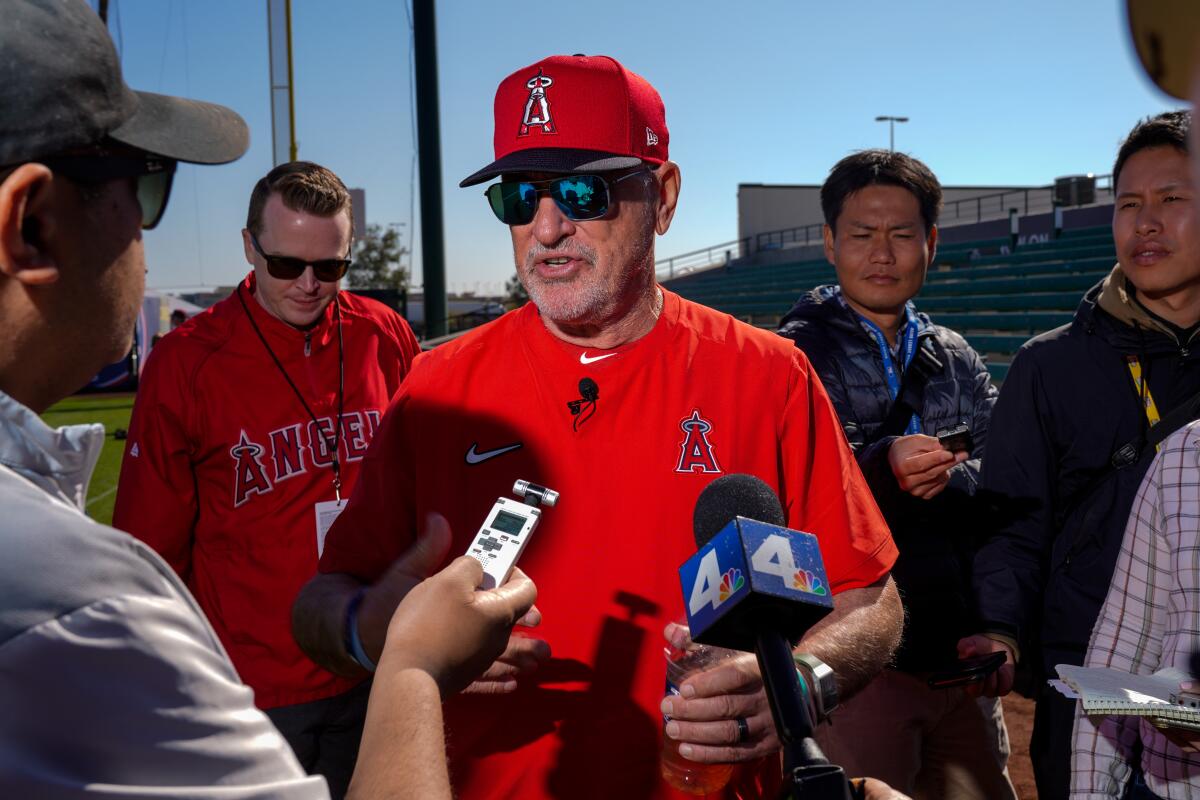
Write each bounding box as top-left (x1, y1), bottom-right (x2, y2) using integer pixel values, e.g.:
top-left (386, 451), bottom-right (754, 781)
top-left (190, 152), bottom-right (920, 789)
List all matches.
top-left (874, 115), bottom-right (909, 152)
top-left (388, 222), bottom-right (409, 283)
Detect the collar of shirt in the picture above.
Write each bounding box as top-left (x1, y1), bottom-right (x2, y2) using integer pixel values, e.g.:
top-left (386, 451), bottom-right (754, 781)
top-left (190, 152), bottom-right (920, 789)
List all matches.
top-left (830, 287), bottom-right (924, 353)
top-left (520, 287), bottom-right (681, 372)
top-left (239, 272), bottom-right (340, 354)
top-left (0, 388), bottom-right (104, 512)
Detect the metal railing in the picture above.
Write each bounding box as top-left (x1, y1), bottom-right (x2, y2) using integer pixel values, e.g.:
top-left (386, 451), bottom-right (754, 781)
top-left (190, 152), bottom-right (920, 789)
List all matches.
top-left (750, 175), bottom-right (1115, 255)
top-left (754, 223), bottom-right (824, 253)
top-left (655, 237), bottom-right (749, 281)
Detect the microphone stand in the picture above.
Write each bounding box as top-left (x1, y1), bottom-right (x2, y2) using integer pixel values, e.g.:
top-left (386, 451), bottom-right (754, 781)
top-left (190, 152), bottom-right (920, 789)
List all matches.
top-left (754, 630), bottom-right (854, 800)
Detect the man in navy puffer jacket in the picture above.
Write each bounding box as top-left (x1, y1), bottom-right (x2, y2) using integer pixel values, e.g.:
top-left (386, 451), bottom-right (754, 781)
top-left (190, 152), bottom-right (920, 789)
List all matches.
top-left (778, 149), bottom-right (1011, 800)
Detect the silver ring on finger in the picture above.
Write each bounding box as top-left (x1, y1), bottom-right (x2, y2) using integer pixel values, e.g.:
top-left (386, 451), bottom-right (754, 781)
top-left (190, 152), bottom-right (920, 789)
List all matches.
top-left (735, 716), bottom-right (751, 744)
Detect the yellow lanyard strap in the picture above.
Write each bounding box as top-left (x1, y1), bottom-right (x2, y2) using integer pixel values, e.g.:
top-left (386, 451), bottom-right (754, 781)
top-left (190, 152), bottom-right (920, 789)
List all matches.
top-left (1126, 355), bottom-right (1163, 431)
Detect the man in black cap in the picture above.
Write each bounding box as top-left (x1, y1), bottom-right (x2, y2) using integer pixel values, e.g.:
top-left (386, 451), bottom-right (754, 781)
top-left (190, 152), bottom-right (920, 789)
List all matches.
top-left (0, 2), bottom-right (537, 797)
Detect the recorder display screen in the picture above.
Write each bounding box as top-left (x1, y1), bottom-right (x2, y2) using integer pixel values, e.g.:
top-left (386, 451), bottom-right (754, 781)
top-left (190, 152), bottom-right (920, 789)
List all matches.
top-left (490, 509), bottom-right (527, 535)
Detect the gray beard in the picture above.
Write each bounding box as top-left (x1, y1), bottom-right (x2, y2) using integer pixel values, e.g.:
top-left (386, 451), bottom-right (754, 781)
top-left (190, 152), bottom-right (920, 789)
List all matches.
top-left (519, 220), bottom-right (656, 325)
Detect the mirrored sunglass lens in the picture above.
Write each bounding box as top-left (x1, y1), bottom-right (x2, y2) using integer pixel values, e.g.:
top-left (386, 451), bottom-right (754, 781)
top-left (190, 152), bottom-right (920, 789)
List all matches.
top-left (509, 183), bottom-right (538, 223)
top-left (486, 184), bottom-right (507, 221)
top-left (551, 176), bottom-right (608, 218)
top-left (486, 183), bottom-right (535, 224)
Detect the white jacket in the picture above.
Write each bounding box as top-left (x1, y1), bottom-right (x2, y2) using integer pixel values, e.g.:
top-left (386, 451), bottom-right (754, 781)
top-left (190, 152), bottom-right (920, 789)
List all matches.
top-left (0, 390), bottom-right (327, 799)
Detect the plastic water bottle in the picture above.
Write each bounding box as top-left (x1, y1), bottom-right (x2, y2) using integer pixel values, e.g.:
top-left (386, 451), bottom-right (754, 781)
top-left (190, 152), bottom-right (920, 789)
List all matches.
top-left (660, 625), bottom-right (737, 795)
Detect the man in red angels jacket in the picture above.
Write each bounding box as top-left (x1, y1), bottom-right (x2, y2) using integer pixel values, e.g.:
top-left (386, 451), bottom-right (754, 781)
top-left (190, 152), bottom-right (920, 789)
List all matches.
top-left (113, 160), bottom-right (420, 800)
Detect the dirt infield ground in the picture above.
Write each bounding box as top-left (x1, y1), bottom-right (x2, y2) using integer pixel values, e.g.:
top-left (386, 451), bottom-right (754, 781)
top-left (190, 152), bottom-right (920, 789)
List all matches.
top-left (1006, 695), bottom-right (1038, 799)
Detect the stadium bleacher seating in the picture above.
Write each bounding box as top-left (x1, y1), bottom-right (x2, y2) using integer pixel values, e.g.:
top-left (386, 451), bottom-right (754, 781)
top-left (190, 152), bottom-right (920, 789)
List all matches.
top-left (663, 225), bottom-right (1116, 383)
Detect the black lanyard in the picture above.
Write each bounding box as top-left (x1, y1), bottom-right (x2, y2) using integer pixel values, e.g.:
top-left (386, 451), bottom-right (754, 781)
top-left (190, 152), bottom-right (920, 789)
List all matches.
top-left (236, 285), bottom-right (345, 500)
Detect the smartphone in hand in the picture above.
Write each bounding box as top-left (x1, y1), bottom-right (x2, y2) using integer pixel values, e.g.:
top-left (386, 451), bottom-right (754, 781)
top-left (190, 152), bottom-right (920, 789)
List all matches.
top-left (927, 651), bottom-right (1007, 689)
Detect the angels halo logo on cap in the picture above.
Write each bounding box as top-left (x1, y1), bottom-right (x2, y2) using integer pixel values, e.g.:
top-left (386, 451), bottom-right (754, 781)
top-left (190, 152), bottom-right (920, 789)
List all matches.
top-left (518, 68), bottom-right (557, 137)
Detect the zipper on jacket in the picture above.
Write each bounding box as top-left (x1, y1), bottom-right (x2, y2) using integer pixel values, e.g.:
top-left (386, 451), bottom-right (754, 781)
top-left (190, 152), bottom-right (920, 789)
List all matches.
top-left (304, 332), bottom-right (312, 357)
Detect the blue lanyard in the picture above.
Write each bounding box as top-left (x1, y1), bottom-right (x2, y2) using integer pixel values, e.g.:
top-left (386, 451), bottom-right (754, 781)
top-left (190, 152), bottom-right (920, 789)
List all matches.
top-left (857, 310), bottom-right (922, 436)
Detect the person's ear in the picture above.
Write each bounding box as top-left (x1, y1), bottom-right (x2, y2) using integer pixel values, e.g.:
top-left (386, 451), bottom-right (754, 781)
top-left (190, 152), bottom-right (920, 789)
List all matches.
top-left (242, 228), bottom-right (257, 267)
top-left (0, 164), bottom-right (60, 285)
top-left (653, 161), bottom-right (681, 236)
top-left (823, 223), bottom-right (837, 266)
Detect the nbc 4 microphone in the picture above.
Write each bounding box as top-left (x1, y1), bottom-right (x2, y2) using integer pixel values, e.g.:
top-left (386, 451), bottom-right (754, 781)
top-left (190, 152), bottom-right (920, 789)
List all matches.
top-left (679, 474), bottom-right (853, 800)
top-left (685, 474), bottom-right (833, 651)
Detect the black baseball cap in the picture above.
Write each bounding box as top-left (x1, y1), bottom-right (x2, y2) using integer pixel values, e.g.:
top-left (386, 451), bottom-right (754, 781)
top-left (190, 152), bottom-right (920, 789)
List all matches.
top-left (0, 0), bottom-right (249, 167)
top-left (1127, 0), bottom-right (1198, 101)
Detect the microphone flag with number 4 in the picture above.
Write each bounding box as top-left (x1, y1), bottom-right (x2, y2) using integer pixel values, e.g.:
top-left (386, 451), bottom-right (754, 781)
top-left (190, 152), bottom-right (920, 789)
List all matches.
top-left (679, 474), bottom-right (835, 653)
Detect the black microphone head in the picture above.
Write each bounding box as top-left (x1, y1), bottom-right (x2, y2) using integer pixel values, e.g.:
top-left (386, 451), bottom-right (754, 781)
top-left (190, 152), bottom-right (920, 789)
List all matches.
top-left (579, 377), bottom-right (599, 402)
top-left (692, 474), bottom-right (785, 548)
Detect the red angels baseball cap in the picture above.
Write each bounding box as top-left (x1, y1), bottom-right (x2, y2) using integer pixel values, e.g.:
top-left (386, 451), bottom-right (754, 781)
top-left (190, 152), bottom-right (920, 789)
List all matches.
top-left (459, 54), bottom-right (669, 187)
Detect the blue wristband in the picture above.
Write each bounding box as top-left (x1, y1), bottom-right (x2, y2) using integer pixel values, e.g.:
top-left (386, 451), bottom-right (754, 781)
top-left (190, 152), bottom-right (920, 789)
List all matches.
top-left (344, 587), bottom-right (377, 672)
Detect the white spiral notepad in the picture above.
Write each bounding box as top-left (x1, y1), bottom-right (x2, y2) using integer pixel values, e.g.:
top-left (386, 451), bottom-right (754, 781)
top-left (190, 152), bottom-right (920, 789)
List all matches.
top-left (1055, 664), bottom-right (1200, 727)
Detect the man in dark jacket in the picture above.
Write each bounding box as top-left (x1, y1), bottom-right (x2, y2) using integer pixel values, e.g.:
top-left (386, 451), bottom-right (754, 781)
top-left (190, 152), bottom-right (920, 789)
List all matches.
top-left (779, 150), bottom-right (1012, 799)
top-left (958, 109), bottom-right (1200, 799)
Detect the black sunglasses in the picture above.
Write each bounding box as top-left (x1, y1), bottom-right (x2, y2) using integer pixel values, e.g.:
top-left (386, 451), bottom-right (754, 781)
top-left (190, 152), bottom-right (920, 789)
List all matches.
top-left (248, 231), bottom-right (352, 282)
top-left (484, 170), bottom-right (650, 225)
top-left (40, 153), bottom-right (177, 230)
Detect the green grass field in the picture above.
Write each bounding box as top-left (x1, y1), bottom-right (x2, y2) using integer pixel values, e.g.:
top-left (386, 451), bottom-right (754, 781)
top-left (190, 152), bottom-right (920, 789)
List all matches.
top-left (41, 392), bottom-right (134, 527)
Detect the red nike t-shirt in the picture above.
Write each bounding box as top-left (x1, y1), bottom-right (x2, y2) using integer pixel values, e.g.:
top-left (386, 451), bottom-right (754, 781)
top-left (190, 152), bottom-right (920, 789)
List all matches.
top-left (321, 289), bottom-right (896, 799)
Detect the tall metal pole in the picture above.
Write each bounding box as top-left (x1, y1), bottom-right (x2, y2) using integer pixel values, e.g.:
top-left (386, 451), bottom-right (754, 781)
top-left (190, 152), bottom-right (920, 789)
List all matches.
top-left (284, 0), bottom-right (297, 162)
top-left (267, 0), bottom-right (298, 166)
top-left (413, 0), bottom-right (447, 339)
top-left (874, 115), bottom-right (908, 153)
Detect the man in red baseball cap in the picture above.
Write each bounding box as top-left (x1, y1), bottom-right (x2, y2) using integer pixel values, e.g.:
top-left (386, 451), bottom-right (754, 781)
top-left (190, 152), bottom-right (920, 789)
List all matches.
top-left (297, 54), bottom-right (904, 799)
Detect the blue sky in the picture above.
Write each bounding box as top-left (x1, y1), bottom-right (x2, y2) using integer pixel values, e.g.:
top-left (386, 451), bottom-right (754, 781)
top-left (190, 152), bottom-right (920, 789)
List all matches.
top-left (102, 0), bottom-right (1176, 296)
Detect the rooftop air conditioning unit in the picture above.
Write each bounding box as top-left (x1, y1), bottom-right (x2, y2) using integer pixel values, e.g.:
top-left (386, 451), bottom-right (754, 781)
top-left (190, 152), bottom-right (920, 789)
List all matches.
top-left (1054, 174), bottom-right (1096, 207)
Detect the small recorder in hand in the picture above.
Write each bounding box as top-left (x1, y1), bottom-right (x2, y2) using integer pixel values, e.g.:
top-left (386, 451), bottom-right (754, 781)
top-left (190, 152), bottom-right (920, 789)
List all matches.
top-left (466, 479), bottom-right (559, 589)
top-left (935, 423), bottom-right (974, 454)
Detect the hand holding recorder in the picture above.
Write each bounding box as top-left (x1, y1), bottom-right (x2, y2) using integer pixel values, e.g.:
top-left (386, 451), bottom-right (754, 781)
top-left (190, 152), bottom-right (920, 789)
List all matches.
top-left (887, 431), bottom-right (969, 500)
top-left (379, 547), bottom-right (539, 698)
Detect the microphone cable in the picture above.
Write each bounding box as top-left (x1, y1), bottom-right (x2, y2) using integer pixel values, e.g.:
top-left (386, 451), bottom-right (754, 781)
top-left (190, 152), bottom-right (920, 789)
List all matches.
top-left (569, 377), bottom-right (599, 432)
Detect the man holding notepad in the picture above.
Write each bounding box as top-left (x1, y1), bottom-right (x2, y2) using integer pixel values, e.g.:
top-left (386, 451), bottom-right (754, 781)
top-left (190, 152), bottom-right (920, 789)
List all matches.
top-left (1070, 5), bottom-right (1200, 797)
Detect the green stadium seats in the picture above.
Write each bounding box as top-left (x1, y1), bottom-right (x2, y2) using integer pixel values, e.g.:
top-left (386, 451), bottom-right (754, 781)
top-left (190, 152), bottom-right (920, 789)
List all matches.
top-left (663, 225), bottom-right (1116, 385)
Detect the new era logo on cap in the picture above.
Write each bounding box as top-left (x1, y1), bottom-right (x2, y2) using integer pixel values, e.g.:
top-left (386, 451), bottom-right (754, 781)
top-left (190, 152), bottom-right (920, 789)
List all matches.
top-left (459, 54), bottom-right (670, 187)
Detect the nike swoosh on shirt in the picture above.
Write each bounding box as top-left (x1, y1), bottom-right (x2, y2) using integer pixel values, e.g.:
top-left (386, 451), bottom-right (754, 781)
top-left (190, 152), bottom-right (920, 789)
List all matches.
top-left (579, 352), bottom-right (618, 365)
top-left (465, 442), bottom-right (523, 465)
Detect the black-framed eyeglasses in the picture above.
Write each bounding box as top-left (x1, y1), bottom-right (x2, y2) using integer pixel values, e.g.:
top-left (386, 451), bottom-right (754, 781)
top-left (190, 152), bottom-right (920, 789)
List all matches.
top-left (248, 231), bottom-right (352, 282)
top-left (40, 153), bottom-right (177, 230)
top-left (483, 170), bottom-right (650, 226)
